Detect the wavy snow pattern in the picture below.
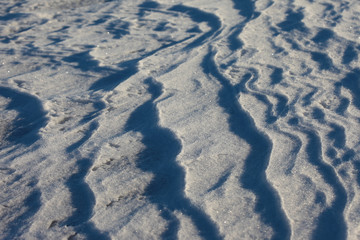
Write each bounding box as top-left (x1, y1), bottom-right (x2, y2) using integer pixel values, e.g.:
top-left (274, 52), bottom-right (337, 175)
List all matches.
top-left (1, 0), bottom-right (360, 239)
top-left (202, 50), bottom-right (290, 240)
top-left (303, 129), bottom-right (347, 240)
top-left (0, 87), bottom-right (47, 146)
top-left (125, 78), bottom-right (222, 239)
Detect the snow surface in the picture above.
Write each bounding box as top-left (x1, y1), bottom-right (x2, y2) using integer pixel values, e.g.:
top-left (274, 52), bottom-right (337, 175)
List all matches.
top-left (1, 0), bottom-right (360, 239)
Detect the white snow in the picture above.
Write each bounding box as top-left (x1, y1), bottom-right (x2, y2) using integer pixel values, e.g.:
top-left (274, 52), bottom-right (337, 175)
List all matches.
top-left (1, 0), bottom-right (360, 239)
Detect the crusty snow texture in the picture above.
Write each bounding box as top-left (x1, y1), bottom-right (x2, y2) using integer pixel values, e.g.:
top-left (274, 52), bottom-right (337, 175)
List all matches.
top-left (1, 0), bottom-right (360, 239)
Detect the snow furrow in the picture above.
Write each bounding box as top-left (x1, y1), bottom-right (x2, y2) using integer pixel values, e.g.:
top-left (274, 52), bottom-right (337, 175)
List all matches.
top-left (1, 0), bottom-right (360, 239)
top-left (124, 78), bottom-right (222, 239)
top-left (201, 49), bottom-right (291, 240)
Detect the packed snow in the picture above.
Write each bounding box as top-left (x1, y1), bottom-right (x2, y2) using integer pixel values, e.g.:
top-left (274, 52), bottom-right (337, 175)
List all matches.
top-left (1, 0), bottom-right (360, 239)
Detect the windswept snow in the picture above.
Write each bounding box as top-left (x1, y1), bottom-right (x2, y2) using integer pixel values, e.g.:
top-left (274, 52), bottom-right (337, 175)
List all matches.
top-left (1, 0), bottom-right (360, 239)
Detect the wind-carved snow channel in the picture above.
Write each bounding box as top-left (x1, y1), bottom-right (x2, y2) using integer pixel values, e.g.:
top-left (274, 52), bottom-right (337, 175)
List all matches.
top-left (1, 0), bottom-right (360, 239)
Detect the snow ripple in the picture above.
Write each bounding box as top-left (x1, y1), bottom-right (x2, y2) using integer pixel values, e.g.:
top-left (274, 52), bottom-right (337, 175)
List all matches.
top-left (1, 0), bottom-right (360, 239)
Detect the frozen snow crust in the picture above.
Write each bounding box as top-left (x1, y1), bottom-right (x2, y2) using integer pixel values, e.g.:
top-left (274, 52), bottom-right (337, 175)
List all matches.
top-left (1, 0), bottom-right (360, 239)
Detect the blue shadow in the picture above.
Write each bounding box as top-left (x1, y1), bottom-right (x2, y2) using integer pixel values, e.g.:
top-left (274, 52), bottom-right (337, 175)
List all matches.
top-left (105, 19), bottom-right (130, 39)
top-left (327, 123), bottom-right (345, 149)
top-left (303, 131), bottom-right (347, 240)
top-left (232, 0), bottom-right (259, 20)
top-left (89, 63), bottom-right (138, 92)
top-left (0, 13), bottom-right (28, 21)
top-left (274, 93), bottom-right (289, 118)
top-left (312, 107), bottom-right (325, 123)
top-left (270, 67), bottom-right (283, 85)
top-left (125, 78), bottom-right (222, 240)
top-left (4, 187), bottom-right (41, 239)
top-left (312, 28), bottom-right (334, 45)
top-left (342, 45), bottom-right (358, 65)
top-left (302, 89), bottom-right (317, 107)
top-left (63, 157), bottom-right (110, 240)
top-left (336, 98), bottom-right (350, 115)
top-left (227, 0), bottom-right (260, 51)
top-left (138, 1), bottom-right (160, 18)
top-left (341, 69), bottom-right (360, 109)
top-left (0, 86), bottom-right (47, 146)
top-left (201, 49), bottom-right (290, 240)
top-left (310, 51), bottom-right (334, 71)
top-left (168, 5), bottom-right (221, 49)
top-left (63, 51), bottom-right (102, 73)
top-left (89, 15), bottom-right (112, 26)
top-left (66, 122), bottom-right (99, 153)
top-left (277, 9), bottom-right (307, 33)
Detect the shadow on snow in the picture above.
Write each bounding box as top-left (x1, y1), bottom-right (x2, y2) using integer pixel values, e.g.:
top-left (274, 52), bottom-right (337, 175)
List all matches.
top-left (201, 49), bottom-right (290, 240)
top-left (125, 78), bottom-right (222, 240)
top-left (0, 86), bottom-right (47, 146)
